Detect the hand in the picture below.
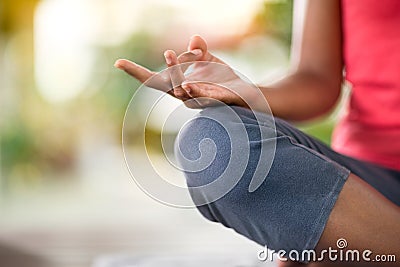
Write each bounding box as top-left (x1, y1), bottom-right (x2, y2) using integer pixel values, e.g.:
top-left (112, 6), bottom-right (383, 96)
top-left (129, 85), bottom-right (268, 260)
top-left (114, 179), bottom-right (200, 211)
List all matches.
top-left (115, 35), bottom-right (257, 109)
top-left (114, 46), bottom-right (203, 99)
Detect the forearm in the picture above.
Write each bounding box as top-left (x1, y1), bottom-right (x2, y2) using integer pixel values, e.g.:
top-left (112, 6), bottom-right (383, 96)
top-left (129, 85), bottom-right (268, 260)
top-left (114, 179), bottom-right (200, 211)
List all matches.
top-left (258, 71), bottom-right (342, 121)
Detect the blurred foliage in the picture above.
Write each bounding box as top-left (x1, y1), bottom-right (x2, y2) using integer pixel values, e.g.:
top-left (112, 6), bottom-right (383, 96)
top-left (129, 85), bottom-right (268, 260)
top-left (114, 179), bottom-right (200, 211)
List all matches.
top-left (250, 0), bottom-right (293, 47)
top-left (300, 120), bottom-right (335, 145)
top-left (1, 0), bottom-right (39, 182)
top-left (1, 119), bottom-right (37, 173)
top-left (1, 108), bottom-right (78, 176)
top-left (95, 32), bottom-right (164, 121)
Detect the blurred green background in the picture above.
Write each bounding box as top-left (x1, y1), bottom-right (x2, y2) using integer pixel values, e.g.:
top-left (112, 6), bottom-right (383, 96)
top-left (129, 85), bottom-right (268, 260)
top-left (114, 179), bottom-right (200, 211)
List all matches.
top-left (0, 0), bottom-right (340, 266)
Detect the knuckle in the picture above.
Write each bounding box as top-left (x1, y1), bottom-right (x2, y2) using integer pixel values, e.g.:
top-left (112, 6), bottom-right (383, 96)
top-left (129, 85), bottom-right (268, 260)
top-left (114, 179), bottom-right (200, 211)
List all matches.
top-left (179, 54), bottom-right (194, 63)
top-left (174, 89), bottom-right (186, 98)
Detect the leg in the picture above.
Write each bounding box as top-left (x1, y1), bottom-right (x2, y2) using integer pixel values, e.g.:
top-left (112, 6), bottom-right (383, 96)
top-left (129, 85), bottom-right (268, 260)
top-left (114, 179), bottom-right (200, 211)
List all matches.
top-left (313, 173), bottom-right (400, 266)
top-left (279, 173), bottom-right (400, 267)
top-left (176, 106), bottom-right (400, 266)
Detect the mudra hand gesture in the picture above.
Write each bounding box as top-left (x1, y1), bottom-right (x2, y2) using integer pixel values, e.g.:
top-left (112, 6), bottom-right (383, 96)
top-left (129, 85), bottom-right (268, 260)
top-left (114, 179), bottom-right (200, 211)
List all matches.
top-left (114, 35), bottom-right (258, 109)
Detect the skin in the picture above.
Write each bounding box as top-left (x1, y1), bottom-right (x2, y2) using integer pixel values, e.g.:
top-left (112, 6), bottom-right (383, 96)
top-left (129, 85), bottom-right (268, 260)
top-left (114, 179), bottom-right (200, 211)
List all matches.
top-left (115, 0), bottom-right (400, 265)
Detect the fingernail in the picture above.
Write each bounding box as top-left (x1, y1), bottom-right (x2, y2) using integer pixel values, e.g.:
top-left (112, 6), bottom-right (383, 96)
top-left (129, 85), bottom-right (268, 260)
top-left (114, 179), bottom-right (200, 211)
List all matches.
top-left (114, 60), bottom-right (121, 68)
top-left (164, 52), bottom-right (172, 65)
top-left (191, 49), bottom-right (202, 56)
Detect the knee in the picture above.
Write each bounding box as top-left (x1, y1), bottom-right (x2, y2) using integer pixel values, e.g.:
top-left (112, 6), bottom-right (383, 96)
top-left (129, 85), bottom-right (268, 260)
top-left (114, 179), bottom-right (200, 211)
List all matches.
top-left (175, 110), bottom-right (231, 188)
top-left (175, 112), bottom-right (233, 221)
top-left (175, 106), bottom-right (276, 220)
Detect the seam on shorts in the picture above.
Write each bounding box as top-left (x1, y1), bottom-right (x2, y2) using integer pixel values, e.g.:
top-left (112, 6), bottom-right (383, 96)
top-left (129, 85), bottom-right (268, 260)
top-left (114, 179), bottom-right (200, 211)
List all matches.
top-left (301, 165), bottom-right (350, 263)
top-left (284, 134), bottom-right (350, 173)
top-left (279, 135), bottom-right (351, 262)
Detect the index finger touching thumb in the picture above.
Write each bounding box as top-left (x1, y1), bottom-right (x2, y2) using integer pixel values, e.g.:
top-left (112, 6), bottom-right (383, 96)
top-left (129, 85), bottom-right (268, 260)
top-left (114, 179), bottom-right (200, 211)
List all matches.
top-left (188, 35), bottom-right (208, 55)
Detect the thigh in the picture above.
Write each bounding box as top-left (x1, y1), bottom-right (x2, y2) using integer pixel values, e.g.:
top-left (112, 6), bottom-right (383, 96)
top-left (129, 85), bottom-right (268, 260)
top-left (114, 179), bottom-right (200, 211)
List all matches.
top-left (315, 172), bottom-right (400, 266)
top-left (235, 106), bottom-right (400, 206)
top-left (273, 117), bottom-right (400, 206)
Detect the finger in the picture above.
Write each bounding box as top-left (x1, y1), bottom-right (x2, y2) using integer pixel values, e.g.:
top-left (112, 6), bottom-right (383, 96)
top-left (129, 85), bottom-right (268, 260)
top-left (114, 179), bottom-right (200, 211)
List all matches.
top-left (115, 59), bottom-right (174, 92)
top-left (177, 49), bottom-right (203, 73)
top-left (177, 49), bottom-right (202, 63)
top-left (183, 96), bottom-right (220, 109)
top-left (187, 35), bottom-right (224, 63)
top-left (182, 98), bottom-right (203, 109)
top-left (182, 82), bottom-right (230, 107)
top-left (164, 50), bottom-right (191, 100)
top-left (182, 82), bottom-right (217, 108)
top-left (114, 59), bottom-right (154, 83)
top-left (181, 82), bottom-right (212, 98)
top-left (188, 35), bottom-right (208, 54)
top-left (177, 82), bottom-right (201, 108)
top-left (164, 50), bottom-right (185, 88)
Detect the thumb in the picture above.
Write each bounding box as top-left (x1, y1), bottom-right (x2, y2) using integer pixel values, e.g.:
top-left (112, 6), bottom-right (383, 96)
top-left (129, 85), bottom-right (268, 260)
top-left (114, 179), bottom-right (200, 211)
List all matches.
top-left (188, 35), bottom-right (225, 64)
top-left (188, 35), bottom-right (208, 55)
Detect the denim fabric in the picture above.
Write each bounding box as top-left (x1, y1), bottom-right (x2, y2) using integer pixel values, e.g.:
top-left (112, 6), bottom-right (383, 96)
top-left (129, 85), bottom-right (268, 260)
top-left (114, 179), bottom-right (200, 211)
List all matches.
top-left (175, 106), bottom-right (400, 262)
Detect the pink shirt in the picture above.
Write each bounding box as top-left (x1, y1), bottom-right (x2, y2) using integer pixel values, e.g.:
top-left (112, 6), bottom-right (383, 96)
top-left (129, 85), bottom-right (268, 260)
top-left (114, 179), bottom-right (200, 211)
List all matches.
top-left (332, 0), bottom-right (400, 171)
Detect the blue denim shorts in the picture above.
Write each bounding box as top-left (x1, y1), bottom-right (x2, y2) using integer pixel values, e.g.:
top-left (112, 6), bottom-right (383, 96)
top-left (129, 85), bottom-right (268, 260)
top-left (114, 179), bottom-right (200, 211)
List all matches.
top-left (175, 106), bottom-right (400, 262)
